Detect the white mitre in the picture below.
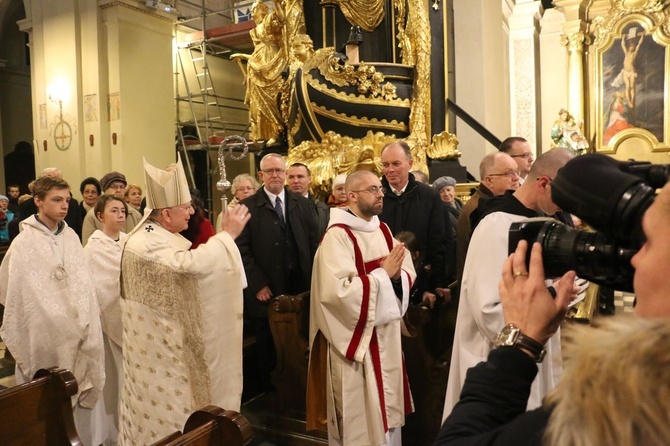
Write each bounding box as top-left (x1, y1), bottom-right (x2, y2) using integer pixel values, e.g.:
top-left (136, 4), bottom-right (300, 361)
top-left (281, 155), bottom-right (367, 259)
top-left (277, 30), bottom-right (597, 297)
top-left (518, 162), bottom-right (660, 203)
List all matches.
top-left (144, 154), bottom-right (191, 210)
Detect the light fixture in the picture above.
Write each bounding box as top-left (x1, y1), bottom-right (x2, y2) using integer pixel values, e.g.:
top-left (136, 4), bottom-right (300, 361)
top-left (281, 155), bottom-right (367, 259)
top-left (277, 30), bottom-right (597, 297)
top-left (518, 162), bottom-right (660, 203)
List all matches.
top-left (146, 0), bottom-right (178, 14)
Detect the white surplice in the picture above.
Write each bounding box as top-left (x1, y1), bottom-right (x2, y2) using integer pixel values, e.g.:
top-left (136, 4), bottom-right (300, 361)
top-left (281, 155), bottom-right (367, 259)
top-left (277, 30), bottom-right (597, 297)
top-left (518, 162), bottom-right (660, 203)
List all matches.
top-left (442, 211), bottom-right (563, 421)
top-left (307, 208), bottom-right (417, 446)
top-left (0, 216), bottom-right (107, 445)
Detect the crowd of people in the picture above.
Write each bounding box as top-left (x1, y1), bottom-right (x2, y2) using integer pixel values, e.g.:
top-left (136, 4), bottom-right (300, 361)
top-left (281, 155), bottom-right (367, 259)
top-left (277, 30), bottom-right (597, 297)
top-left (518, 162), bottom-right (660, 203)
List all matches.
top-left (0, 137), bottom-right (666, 446)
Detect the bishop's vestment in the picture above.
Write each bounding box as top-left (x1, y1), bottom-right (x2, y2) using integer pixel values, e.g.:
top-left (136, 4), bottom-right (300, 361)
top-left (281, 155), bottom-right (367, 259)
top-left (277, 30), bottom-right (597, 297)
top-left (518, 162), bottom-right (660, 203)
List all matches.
top-left (118, 220), bottom-right (246, 445)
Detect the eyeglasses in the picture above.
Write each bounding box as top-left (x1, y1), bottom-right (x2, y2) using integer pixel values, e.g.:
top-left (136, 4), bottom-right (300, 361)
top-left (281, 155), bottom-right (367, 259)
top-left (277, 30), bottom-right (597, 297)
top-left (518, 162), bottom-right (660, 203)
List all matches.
top-left (352, 186), bottom-right (386, 195)
top-left (510, 152), bottom-right (534, 159)
top-left (488, 170), bottom-right (520, 179)
top-left (261, 168), bottom-right (286, 176)
top-left (168, 203), bottom-right (193, 212)
top-left (236, 186), bottom-right (255, 192)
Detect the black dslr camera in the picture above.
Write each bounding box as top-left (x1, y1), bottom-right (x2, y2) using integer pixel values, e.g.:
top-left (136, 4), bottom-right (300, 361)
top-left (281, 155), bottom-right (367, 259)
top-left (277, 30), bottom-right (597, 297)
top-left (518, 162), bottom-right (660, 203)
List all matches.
top-left (508, 154), bottom-right (669, 292)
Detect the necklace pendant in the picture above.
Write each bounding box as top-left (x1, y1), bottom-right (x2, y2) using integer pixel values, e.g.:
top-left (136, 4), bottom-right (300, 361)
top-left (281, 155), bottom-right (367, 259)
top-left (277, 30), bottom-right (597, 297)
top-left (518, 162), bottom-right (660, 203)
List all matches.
top-left (53, 265), bottom-right (68, 282)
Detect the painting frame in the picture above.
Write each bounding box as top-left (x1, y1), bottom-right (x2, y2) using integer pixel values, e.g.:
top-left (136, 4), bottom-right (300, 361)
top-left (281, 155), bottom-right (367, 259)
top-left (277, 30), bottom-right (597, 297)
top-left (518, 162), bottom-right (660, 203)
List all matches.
top-left (591, 11), bottom-right (670, 153)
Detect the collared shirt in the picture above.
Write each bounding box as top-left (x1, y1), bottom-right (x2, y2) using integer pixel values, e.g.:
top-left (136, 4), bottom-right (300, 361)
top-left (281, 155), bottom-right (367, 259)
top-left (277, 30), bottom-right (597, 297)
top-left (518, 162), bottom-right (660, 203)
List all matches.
top-left (264, 187), bottom-right (286, 216)
top-left (391, 182), bottom-right (409, 196)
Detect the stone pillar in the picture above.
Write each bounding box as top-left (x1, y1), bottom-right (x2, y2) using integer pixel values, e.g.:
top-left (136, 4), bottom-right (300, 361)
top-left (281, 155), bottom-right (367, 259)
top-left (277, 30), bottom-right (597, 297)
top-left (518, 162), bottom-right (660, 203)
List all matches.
top-left (503, 0), bottom-right (542, 152)
top-left (452, 0), bottom-right (508, 176)
top-left (539, 8), bottom-right (567, 150)
top-left (100, 0), bottom-right (175, 185)
top-left (20, 0), bottom-right (175, 186)
top-left (554, 0), bottom-right (588, 128)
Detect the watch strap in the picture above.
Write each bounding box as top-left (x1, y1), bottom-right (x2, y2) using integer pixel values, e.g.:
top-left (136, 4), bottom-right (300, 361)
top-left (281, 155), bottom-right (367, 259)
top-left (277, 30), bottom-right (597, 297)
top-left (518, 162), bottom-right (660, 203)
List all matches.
top-left (515, 333), bottom-right (546, 363)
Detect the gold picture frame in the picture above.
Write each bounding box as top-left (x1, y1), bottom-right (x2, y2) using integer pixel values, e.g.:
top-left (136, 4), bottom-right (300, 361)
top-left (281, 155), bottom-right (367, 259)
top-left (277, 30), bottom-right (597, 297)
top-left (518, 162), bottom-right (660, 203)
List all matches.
top-left (590, 7), bottom-right (670, 154)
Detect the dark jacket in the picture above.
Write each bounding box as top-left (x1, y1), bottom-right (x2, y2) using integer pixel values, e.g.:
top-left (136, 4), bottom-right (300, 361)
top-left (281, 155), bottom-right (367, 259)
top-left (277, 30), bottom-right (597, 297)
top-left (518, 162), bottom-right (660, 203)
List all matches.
top-left (435, 347), bottom-right (549, 446)
top-left (309, 194), bottom-right (330, 239)
top-left (471, 190), bottom-right (541, 232)
top-left (380, 173), bottom-right (448, 289)
top-left (237, 187), bottom-right (319, 318)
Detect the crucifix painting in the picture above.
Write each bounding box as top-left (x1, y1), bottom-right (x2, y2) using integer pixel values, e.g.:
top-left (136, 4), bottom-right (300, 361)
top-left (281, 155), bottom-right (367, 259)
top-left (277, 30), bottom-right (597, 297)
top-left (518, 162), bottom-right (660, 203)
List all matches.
top-left (601, 22), bottom-right (665, 146)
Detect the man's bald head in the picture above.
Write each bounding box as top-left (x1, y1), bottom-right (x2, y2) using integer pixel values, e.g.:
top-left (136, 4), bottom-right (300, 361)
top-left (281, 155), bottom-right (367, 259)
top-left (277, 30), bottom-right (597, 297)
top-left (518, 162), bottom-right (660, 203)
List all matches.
top-left (480, 152), bottom-right (521, 195)
top-left (528, 148), bottom-right (574, 182)
top-left (345, 170), bottom-right (378, 193)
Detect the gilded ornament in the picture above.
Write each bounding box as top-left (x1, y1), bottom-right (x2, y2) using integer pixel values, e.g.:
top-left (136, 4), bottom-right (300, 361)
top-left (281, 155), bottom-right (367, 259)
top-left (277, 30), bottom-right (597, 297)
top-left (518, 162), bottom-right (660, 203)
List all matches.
top-left (329, 0), bottom-right (385, 32)
top-left (394, 0), bottom-right (431, 144)
top-left (590, 0), bottom-right (669, 46)
top-left (316, 54), bottom-right (398, 100)
top-left (426, 131), bottom-right (461, 160)
top-left (287, 130), bottom-right (427, 199)
top-left (231, 0), bottom-right (288, 145)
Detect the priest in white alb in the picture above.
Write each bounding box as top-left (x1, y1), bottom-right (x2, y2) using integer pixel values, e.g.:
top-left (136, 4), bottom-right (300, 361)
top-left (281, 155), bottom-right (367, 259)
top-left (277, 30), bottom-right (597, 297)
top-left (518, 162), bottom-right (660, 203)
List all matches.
top-left (307, 170), bottom-right (416, 446)
top-left (118, 155), bottom-right (250, 444)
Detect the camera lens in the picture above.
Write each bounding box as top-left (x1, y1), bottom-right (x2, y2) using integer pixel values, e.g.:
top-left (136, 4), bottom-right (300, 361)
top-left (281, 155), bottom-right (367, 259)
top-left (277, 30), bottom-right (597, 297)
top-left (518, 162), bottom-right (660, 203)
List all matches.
top-left (541, 226), bottom-right (635, 291)
top-left (509, 219), bottom-right (636, 292)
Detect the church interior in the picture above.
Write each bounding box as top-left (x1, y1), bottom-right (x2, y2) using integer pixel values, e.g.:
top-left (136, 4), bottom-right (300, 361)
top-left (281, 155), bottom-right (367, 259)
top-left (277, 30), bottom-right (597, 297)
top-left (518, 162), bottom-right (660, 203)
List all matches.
top-left (0, 0), bottom-right (667, 444)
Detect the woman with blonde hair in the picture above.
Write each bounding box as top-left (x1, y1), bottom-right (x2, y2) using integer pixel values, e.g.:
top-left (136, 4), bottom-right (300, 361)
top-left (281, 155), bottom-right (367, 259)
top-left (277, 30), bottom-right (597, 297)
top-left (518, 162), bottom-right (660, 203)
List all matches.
top-left (216, 173), bottom-right (259, 232)
top-left (124, 184), bottom-right (143, 212)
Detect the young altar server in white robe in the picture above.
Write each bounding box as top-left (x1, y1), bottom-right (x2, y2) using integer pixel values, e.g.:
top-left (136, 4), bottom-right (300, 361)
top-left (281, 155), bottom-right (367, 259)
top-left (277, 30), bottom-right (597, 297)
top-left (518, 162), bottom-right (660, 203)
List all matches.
top-left (307, 170), bottom-right (417, 446)
top-left (118, 155), bottom-right (250, 445)
top-left (0, 175), bottom-right (107, 445)
top-left (83, 194), bottom-right (129, 444)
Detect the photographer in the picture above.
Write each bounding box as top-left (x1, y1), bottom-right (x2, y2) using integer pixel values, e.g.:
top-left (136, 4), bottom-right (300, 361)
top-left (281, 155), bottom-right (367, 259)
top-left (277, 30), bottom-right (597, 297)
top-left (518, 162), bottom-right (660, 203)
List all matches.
top-left (435, 179), bottom-right (670, 445)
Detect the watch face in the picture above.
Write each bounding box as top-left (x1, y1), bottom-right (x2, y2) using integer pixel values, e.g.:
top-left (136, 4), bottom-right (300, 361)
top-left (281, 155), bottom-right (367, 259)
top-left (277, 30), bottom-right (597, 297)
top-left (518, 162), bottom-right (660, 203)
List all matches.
top-left (495, 324), bottom-right (519, 347)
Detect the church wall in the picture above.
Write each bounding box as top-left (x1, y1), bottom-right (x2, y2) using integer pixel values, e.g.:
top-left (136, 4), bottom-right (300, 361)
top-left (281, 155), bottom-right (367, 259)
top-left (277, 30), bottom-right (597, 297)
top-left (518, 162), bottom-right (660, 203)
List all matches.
top-left (21, 0), bottom-right (175, 197)
top-left (452, 0), bottom-right (509, 179)
top-left (100, 2), bottom-right (174, 187)
top-left (539, 8), bottom-right (568, 152)
top-left (30, 0), bottom-right (82, 183)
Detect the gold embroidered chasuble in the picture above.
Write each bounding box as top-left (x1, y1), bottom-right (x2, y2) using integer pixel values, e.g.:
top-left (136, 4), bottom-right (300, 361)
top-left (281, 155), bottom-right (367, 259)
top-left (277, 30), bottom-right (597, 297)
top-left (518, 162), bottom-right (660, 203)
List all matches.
top-left (118, 221), bottom-right (246, 444)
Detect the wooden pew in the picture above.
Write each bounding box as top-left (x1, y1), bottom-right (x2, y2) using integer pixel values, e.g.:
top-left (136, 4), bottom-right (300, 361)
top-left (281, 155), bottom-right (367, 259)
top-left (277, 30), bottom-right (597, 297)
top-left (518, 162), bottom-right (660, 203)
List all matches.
top-left (151, 405), bottom-right (253, 446)
top-left (268, 292), bottom-right (310, 415)
top-left (241, 291), bottom-right (328, 445)
top-left (0, 367), bottom-right (82, 446)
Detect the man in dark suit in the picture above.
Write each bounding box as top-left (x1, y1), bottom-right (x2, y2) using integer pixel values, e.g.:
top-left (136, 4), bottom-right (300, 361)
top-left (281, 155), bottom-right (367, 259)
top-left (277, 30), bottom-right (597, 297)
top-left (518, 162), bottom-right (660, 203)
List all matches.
top-left (286, 162), bottom-right (329, 238)
top-left (236, 153), bottom-right (319, 391)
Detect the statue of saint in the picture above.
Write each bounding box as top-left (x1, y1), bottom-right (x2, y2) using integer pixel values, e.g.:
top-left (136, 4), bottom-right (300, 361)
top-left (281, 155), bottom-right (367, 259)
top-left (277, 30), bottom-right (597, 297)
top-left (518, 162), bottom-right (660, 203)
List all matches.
top-left (551, 108), bottom-right (588, 155)
top-left (232, 0), bottom-right (287, 145)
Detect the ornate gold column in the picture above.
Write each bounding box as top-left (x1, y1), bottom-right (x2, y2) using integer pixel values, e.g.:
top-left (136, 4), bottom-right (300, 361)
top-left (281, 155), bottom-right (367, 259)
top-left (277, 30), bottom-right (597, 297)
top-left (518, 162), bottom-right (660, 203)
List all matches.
top-left (554, 0), bottom-right (589, 127)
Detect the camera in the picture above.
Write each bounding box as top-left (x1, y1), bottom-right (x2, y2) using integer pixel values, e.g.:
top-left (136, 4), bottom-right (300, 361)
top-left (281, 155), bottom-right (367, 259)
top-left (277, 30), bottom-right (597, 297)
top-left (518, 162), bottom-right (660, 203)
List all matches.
top-left (508, 154), bottom-right (669, 292)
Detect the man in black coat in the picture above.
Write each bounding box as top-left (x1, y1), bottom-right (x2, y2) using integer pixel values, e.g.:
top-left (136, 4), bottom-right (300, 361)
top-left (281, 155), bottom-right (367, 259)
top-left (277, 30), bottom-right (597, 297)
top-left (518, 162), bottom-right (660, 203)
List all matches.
top-left (286, 162), bottom-right (329, 238)
top-left (379, 141), bottom-right (449, 296)
top-left (236, 153), bottom-right (319, 391)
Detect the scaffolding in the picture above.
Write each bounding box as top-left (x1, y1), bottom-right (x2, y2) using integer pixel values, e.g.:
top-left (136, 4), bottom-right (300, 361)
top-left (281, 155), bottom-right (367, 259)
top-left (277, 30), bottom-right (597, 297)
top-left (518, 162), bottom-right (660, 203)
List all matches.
top-left (173, 0), bottom-right (254, 214)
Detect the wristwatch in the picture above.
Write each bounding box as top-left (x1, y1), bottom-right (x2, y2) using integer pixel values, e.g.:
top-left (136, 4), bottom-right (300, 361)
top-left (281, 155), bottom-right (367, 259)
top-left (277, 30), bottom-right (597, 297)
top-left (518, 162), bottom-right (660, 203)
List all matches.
top-left (493, 323), bottom-right (546, 363)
